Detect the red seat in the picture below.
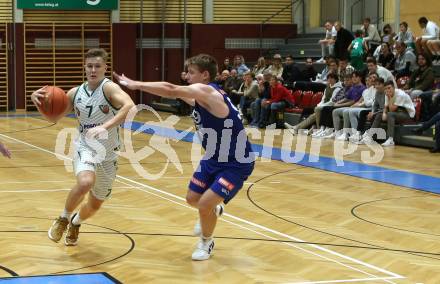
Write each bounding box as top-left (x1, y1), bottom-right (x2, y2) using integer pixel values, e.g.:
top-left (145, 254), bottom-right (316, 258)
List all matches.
top-left (311, 92), bottom-right (323, 107)
top-left (300, 91), bottom-right (314, 108)
top-left (414, 98), bottom-right (422, 122)
top-left (285, 90), bottom-right (296, 106)
top-left (292, 90), bottom-right (302, 106)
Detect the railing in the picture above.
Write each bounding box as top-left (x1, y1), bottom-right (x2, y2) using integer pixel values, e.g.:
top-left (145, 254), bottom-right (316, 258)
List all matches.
top-left (259, 0), bottom-right (304, 55)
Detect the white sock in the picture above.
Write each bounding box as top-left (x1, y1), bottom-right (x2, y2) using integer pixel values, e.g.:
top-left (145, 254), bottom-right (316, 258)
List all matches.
top-left (72, 213), bottom-right (83, 226)
top-left (202, 235), bottom-right (212, 241)
top-left (61, 209), bottom-right (71, 220)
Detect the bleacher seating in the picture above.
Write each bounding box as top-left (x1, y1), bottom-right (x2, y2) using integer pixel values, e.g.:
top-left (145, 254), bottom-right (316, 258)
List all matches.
top-left (284, 90), bottom-right (323, 125)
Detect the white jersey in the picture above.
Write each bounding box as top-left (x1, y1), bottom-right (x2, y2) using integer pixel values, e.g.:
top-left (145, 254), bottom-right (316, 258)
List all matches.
top-left (73, 78), bottom-right (120, 161)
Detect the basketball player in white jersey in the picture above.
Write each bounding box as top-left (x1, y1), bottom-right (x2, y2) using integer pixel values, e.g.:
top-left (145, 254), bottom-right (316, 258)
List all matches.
top-left (31, 48), bottom-right (134, 246)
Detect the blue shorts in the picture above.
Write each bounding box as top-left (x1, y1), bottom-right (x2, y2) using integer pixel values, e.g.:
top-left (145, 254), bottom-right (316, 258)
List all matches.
top-left (189, 159), bottom-right (254, 204)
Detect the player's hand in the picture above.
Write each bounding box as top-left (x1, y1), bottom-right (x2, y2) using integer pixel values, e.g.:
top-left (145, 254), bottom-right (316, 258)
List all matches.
top-left (113, 72), bottom-right (138, 90)
top-left (0, 142), bottom-right (11, 159)
top-left (86, 126), bottom-right (108, 139)
top-left (31, 86), bottom-right (48, 106)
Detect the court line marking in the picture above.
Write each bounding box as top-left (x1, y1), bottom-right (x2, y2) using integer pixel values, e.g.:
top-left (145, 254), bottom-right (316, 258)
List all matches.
top-left (0, 133), bottom-right (404, 283)
top-left (0, 186), bottom-right (134, 193)
top-left (0, 180), bottom-right (74, 184)
top-left (115, 178), bottom-right (399, 284)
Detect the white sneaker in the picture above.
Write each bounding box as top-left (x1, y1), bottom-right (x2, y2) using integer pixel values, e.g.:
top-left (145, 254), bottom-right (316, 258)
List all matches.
top-left (192, 238), bottom-right (215, 261)
top-left (356, 134), bottom-right (373, 145)
top-left (381, 137), bottom-right (395, 147)
top-left (311, 129), bottom-right (323, 137)
top-left (335, 133), bottom-right (348, 141)
top-left (349, 132), bottom-right (361, 143)
top-left (193, 204), bottom-right (224, 236)
top-left (313, 128), bottom-right (331, 138)
top-left (322, 131), bottom-right (335, 139)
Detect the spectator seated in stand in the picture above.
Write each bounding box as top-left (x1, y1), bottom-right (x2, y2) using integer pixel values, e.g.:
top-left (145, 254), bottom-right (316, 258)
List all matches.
top-left (377, 42), bottom-right (395, 71)
top-left (301, 57), bottom-right (318, 82)
top-left (325, 70), bottom-right (367, 139)
top-left (337, 73), bottom-right (378, 141)
top-left (361, 17), bottom-right (381, 56)
top-left (250, 71), bottom-right (272, 127)
top-left (361, 80), bottom-right (415, 147)
top-left (234, 71), bottom-right (259, 124)
top-left (282, 55), bottom-right (302, 90)
top-left (394, 21), bottom-right (415, 50)
top-left (285, 72), bottom-right (343, 135)
top-left (233, 54), bottom-right (250, 76)
top-left (317, 21), bottom-right (337, 63)
top-left (223, 69), bottom-right (243, 105)
top-left (312, 73), bottom-right (354, 137)
top-left (268, 54), bottom-right (284, 80)
top-left (252, 56), bottom-right (269, 76)
top-left (393, 41), bottom-right (417, 79)
top-left (338, 57), bottom-right (355, 81)
top-left (259, 75), bottom-right (290, 128)
top-left (356, 77), bottom-right (386, 144)
top-left (403, 52), bottom-right (435, 100)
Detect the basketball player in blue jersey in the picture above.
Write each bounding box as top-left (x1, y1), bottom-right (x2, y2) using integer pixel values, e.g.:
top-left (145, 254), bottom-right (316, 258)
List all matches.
top-left (114, 54), bottom-right (255, 261)
top-left (31, 49), bottom-right (135, 246)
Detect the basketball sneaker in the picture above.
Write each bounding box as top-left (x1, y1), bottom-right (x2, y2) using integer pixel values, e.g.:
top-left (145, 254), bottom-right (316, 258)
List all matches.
top-left (192, 238), bottom-right (215, 261)
top-left (48, 216), bottom-right (69, 243)
top-left (65, 214), bottom-right (81, 246)
top-left (193, 204), bottom-right (224, 236)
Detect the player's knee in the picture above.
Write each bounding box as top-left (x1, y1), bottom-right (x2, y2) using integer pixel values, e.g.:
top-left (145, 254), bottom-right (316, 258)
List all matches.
top-left (197, 201), bottom-right (215, 216)
top-left (77, 178), bottom-right (94, 193)
top-left (186, 194), bottom-right (198, 207)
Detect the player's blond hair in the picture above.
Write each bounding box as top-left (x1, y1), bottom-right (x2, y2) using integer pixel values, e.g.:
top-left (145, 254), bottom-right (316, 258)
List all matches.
top-left (85, 48), bottom-right (108, 63)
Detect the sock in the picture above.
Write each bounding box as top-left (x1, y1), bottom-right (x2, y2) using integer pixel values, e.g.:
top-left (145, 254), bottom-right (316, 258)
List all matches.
top-left (202, 235), bottom-right (212, 241)
top-left (71, 212), bottom-right (83, 226)
top-left (61, 209), bottom-right (71, 220)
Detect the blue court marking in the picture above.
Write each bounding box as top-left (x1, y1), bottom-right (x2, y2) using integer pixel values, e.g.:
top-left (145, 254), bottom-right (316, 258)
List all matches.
top-left (0, 272), bottom-right (119, 283)
top-left (9, 113), bottom-right (440, 194)
top-left (0, 114), bottom-right (42, 119)
top-left (122, 121), bottom-right (440, 194)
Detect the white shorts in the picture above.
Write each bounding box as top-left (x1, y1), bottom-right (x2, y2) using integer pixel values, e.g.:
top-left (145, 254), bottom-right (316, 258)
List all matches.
top-left (74, 150), bottom-right (118, 201)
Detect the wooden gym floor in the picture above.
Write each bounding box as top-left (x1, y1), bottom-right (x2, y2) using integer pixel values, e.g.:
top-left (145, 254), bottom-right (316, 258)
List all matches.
top-left (0, 111), bottom-right (439, 284)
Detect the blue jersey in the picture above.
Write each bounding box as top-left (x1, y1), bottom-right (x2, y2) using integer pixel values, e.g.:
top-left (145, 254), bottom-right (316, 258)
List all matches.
top-left (191, 83), bottom-right (254, 164)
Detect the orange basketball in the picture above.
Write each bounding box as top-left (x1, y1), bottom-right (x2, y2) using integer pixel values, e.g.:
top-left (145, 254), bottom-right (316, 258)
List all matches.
top-left (38, 86), bottom-right (68, 121)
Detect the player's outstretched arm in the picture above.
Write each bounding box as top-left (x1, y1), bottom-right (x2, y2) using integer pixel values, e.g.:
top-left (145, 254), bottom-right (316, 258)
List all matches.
top-left (113, 72), bottom-right (217, 106)
top-left (0, 142), bottom-right (11, 159)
